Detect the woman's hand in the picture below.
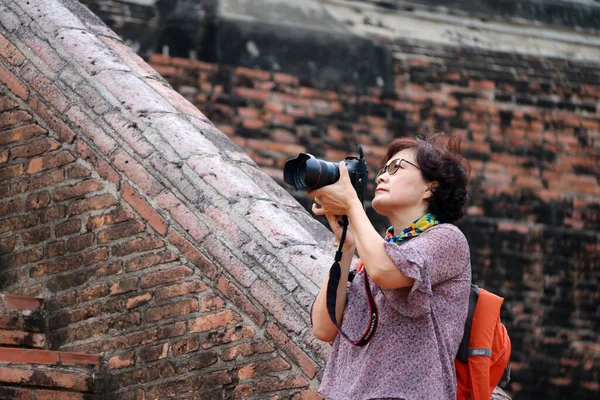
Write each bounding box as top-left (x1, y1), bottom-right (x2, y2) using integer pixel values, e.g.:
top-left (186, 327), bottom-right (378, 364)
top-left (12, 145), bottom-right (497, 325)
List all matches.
top-left (308, 162), bottom-right (361, 217)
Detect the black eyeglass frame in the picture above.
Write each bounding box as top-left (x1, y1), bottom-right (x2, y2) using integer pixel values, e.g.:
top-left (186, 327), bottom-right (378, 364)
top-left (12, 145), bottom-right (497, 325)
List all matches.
top-left (376, 158), bottom-right (421, 178)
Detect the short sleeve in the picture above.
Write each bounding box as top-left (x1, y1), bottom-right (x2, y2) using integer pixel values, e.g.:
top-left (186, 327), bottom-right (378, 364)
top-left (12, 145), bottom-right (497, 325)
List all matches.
top-left (380, 224), bottom-right (470, 317)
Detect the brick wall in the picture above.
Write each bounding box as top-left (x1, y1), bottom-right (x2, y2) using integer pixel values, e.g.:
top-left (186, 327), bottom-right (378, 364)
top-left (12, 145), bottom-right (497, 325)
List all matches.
top-left (147, 41), bottom-right (600, 399)
top-left (0, 0), bottom-right (336, 398)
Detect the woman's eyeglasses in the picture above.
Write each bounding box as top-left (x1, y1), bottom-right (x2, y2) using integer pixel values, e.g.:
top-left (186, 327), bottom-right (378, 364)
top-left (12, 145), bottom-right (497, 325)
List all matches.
top-left (376, 158), bottom-right (421, 178)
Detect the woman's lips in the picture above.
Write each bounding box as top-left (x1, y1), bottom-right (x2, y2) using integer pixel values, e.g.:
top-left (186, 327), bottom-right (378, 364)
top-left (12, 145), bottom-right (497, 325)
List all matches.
top-left (375, 187), bottom-right (387, 193)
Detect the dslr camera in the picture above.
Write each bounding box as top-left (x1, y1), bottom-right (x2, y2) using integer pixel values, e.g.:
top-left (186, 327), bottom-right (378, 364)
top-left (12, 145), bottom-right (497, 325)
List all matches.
top-left (283, 146), bottom-right (368, 204)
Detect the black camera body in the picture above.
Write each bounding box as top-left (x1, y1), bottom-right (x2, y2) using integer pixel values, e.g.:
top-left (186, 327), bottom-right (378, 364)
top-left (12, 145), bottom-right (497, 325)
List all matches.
top-left (283, 147), bottom-right (368, 205)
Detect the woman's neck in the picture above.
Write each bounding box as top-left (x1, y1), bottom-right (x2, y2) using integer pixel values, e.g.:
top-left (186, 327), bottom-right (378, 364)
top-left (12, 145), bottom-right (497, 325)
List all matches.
top-left (388, 205), bottom-right (429, 231)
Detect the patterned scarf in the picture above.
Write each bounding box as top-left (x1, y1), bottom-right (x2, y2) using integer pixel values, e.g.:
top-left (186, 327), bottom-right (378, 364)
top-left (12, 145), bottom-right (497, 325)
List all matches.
top-left (355, 213), bottom-right (439, 273)
top-left (385, 213), bottom-right (439, 245)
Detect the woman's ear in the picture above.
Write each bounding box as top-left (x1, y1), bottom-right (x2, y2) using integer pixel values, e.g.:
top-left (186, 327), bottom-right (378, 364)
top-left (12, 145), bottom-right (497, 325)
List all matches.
top-left (424, 182), bottom-right (438, 201)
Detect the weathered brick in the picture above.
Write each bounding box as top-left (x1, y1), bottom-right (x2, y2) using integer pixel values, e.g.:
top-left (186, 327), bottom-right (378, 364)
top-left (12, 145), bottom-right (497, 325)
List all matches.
top-left (145, 376), bottom-right (203, 399)
top-left (66, 232), bottom-right (94, 252)
top-left (31, 254), bottom-right (82, 278)
top-left (111, 150), bottom-right (163, 197)
top-left (28, 96), bottom-right (76, 143)
top-left (0, 34), bottom-right (25, 66)
top-left (103, 111), bottom-right (155, 157)
top-left (149, 114), bottom-right (219, 159)
top-left (66, 164), bottom-right (91, 179)
top-left (0, 213), bottom-right (39, 234)
top-left (110, 276), bottom-right (139, 295)
top-left (137, 342), bottom-right (169, 363)
top-left (217, 277), bottom-right (266, 327)
top-left (0, 235), bottom-right (17, 255)
top-left (202, 325), bottom-right (255, 349)
top-left (25, 191), bottom-right (50, 210)
top-left (220, 340), bottom-right (274, 362)
top-left (204, 235), bottom-right (257, 287)
top-left (155, 280), bottom-right (208, 302)
top-left (171, 336), bottom-right (200, 357)
top-left (47, 241), bottom-right (65, 257)
top-left (0, 96), bottom-right (17, 113)
top-left (126, 292), bottom-right (152, 310)
top-left (156, 192), bottom-right (210, 242)
top-left (66, 106), bottom-right (117, 153)
top-left (125, 250), bottom-right (178, 272)
top-left (13, 169), bottom-right (64, 194)
top-left (94, 261), bottom-right (121, 278)
top-left (87, 207), bottom-right (134, 230)
top-left (256, 375), bottom-right (309, 393)
top-left (40, 205), bottom-right (66, 223)
top-left (27, 150), bottom-right (76, 174)
top-left (167, 228), bottom-right (217, 279)
top-left (189, 310), bottom-right (241, 333)
top-left (67, 194), bottom-right (117, 216)
top-left (0, 110), bottom-right (32, 127)
top-left (97, 219), bottom-right (145, 244)
top-left (203, 369), bottom-right (233, 388)
top-left (0, 198), bottom-right (21, 217)
top-left (122, 183), bottom-right (167, 235)
top-left (113, 312), bottom-right (141, 331)
top-left (250, 281), bottom-right (305, 335)
top-left (10, 137), bottom-right (61, 159)
top-left (0, 124), bottom-right (46, 147)
top-left (19, 63), bottom-right (69, 113)
top-left (55, 219), bottom-right (81, 237)
top-left (0, 149), bottom-right (7, 164)
top-left (75, 139), bottom-right (121, 186)
top-left (0, 163), bottom-right (25, 180)
top-left (113, 235), bottom-right (164, 256)
top-left (200, 293), bottom-right (225, 312)
top-left (238, 357), bottom-right (291, 379)
top-left (291, 389), bottom-right (325, 399)
top-left (83, 247), bottom-right (109, 266)
top-left (0, 63), bottom-right (28, 100)
top-left (4, 247), bottom-right (44, 267)
top-left (21, 227), bottom-right (51, 247)
top-left (144, 298), bottom-right (199, 322)
top-left (266, 323), bottom-right (318, 379)
top-left (54, 180), bottom-right (104, 201)
top-left (140, 265), bottom-right (193, 289)
top-left (108, 352), bottom-right (135, 369)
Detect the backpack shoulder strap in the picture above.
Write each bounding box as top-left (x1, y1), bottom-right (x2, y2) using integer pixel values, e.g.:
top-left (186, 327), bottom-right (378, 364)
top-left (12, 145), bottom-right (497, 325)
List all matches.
top-left (468, 288), bottom-right (504, 400)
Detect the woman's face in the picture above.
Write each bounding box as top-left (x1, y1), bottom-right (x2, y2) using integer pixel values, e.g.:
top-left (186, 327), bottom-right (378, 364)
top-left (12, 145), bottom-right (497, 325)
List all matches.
top-left (372, 148), bottom-right (430, 217)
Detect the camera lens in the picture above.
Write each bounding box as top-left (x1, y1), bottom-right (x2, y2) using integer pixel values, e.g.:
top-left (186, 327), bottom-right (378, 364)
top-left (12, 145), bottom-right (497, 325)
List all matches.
top-left (284, 153), bottom-right (340, 190)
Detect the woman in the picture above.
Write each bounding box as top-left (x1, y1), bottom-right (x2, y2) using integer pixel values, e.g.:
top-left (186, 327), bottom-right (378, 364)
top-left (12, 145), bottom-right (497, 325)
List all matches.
top-left (309, 133), bottom-right (472, 400)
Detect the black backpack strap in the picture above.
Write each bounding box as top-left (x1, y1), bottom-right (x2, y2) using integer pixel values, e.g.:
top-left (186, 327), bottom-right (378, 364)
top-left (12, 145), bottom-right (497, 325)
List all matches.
top-left (457, 284), bottom-right (480, 363)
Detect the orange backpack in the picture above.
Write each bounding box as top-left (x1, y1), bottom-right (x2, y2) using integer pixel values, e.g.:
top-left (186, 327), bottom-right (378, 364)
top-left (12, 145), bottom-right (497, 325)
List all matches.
top-left (455, 285), bottom-right (511, 400)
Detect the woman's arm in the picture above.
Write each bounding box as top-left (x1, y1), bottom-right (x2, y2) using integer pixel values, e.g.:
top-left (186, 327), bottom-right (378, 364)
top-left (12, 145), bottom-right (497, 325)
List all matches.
top-left (310, 163), bottom-right (414, 290)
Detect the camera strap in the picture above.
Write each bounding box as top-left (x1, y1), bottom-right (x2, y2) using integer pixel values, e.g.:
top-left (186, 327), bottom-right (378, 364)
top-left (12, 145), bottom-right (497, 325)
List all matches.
top-left (326, 216), bottom-right (378, 347)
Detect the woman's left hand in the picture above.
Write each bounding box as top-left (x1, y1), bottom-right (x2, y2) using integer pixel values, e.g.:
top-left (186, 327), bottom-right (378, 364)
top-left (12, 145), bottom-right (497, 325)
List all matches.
top-left (308, 162), bottom-right (360, 216)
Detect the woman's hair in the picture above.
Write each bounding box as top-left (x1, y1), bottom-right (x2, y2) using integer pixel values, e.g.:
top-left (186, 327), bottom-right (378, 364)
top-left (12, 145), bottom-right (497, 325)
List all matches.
top-left (382, 132), bottom-right (470, 224)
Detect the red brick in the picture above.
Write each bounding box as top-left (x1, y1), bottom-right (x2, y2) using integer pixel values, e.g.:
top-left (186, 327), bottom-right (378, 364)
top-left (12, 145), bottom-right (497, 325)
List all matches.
top-left (140, 265), bottom-right (193, 289)
top-left (87, 207), bottom-right (134, 230)
top-left (126, 292), bottom-right (152, 309)
top-left (0, 124), bottom-right (46, 147)
top-left (200, 293), bottom-right (225, 312)
top-left (256, 375), bottom-right (309, 393)
top-left (189, 310), bottom-right (241, 333)
top-left (0, 163), bottom-right (24, 180)
top-left (0, 149), bottom-right (7, 164)
top-left (47, 241), bottom-right (65, 258)
top-left (167, 228), bottom-right (217, 279)
top-left (25, 191), bottom-right (50, 210)
top-left (266, 323), bottom-right (318, 379)
top-left (13, 169), bottom-right (64, 194)
top-left (76, 283), bottom-right (110, 304)
top-left (238, 357), bottom-right (291, 379)
top-left (36, 391), bottom-right (88, 400)
top-left (108, 352), bottom-right (135, 369)
top-left (0, 213), bottom-right (39, 234)
top-left (0, 96), bottom-right (17, 113)
top-left (155, 280), bottom-right (208, 302)
top-left (0, 63), bottom-right (28, 100)
top-left (94, 261), bottom-right (121, 278)
top-left (111, 150), bottom-right (163, 197)
top-left (0, 331), bottom-right (46, 348)
top-left (0, 235), bottom-right (17, 255)
top-left (220, 340), bottom-right (274, 361)
top-left (40, 205), bottom-right (65, 223)
top-left (110, 276), bottom-right (139, 295)
top-left (125, 250), bottom-right (178, 272)
top-left (217, 277), bottom-right (266, 327)
top-left (28, 96), bottom-right (76, 143)
top-left (67, 194), bottom-right (117, 216)
top-left (10, 137), bottom-right (61, 159)
top-left (21, 227), bottom-right (51, 247)
top-left (103, 111), bottom-right (155, 157)
top-left (292, 390), bottom-right (325, 400)
top-left (171, 336), bottom-right (200, 356)
top-left (0, 183), bottom-right (9, 199)
top-left (137, 342), bottom-right (169, 363)
top-left (27, 150), bottom-right (75, 174)
top-left (145, 376), bottom-right (203, 399)
top-left (0, 198), bottom-right (21, 217)
top-left (0, 110), bottom-right (32, 127)
top-left (204, 235), bottom-right (256, 287)
top-left (97, 219), bottom-right (145, 243)
top-left (122, 183), bottom-right (167, 235)
top-left (144, 298), bottom-right (198, 322)
top-left (54, 180), bottom-right (104, 201)
top-left (83, 247), bottom-right (109, 266)
top-left (113, 235), bottom-right (164, 256)
top-left (75, 139), bottom-right (120, 186)
top-left (55, 219), bottom-right (81, 237)
top-left (66, 106), bottom-right (117, 153)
